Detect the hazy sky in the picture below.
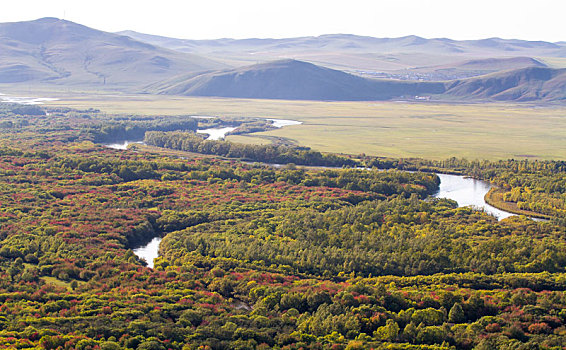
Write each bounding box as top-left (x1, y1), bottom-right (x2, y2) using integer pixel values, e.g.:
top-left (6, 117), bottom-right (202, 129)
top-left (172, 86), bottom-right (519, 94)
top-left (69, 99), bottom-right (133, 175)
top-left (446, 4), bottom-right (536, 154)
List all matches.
top-left (1, 0), bottom-right (565, 42)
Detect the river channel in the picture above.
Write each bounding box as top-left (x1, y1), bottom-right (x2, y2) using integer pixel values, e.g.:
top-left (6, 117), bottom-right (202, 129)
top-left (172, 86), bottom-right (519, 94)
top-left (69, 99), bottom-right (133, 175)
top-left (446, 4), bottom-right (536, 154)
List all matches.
top-left (104, 123), bottom-right (523, 267)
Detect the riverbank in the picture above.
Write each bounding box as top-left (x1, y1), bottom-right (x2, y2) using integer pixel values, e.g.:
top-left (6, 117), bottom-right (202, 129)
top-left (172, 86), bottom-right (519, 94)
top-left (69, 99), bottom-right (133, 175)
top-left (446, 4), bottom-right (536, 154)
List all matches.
top-left (484, 188), bottom-right (552, 220)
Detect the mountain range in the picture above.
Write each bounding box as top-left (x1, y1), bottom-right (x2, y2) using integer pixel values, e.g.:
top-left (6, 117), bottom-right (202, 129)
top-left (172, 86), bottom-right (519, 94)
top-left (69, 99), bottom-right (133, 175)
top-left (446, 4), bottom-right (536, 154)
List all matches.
top-left (119, 30), bottom-right (566, 78)
top-left (0, 18), bottom-right (565, 102)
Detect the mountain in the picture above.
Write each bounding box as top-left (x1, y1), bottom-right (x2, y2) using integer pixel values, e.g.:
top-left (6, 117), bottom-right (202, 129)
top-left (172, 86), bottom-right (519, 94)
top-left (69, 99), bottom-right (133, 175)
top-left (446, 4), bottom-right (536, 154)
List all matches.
top-left (0, 18), bottom-right (563, 102)
top-left (119, 31), bottom-right (566, 73)
top-left (445, 67), bottom-right (566, 101)
top-left (148, 59), bottom-right (445, 100)
top-left (0, 18), bottom-right (226, 87)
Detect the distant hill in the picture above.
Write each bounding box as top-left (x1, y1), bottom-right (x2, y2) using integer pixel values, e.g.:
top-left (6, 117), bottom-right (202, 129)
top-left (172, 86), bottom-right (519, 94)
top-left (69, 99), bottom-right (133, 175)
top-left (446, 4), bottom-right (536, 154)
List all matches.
top-left (392, 57), bottom-right (548, 81)
top-left (449, 57), bottom-right (546, 70)
top-left (0, 18), bottom-right (226, 87)
top-left (119, 31), bottom-right (566, 73)
top-left (0, 18), bottom-right (563, 103)
top-left (445, 67), bottom-right (566, 101)
top-left (148, 59), bottom-right (445, 100)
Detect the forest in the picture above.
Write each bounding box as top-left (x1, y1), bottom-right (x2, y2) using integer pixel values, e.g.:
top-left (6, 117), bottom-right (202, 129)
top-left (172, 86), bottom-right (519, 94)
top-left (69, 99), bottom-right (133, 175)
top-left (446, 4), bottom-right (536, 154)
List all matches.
top-left (0, 104), bottom-right (565, 349)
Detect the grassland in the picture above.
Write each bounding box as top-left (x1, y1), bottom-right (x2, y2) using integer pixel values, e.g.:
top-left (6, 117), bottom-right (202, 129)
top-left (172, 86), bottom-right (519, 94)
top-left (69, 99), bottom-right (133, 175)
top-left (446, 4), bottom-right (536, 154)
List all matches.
top-left (34, 92), bottom-right (566, 160)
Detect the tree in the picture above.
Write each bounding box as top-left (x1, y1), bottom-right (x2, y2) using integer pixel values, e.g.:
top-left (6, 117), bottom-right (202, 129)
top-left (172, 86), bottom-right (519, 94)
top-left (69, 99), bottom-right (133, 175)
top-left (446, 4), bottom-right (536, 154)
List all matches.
top-left (448, 303), bottom-right (466, 323)
top-left (374, 319), bottom-right (400, 341)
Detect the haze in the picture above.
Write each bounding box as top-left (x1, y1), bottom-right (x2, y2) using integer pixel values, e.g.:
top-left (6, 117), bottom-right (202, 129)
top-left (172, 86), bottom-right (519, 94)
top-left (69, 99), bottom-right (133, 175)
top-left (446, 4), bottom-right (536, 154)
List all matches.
top-left (1, 0), bottom-right (565, 42)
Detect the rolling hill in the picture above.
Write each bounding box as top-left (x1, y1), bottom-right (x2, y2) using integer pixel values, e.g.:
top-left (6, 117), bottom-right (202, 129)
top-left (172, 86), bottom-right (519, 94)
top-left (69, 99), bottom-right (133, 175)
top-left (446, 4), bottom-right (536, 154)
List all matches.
top-left (445, 67), bottom-right (566, 101)
top-left (148, 59), bottom-right (445, 100)
top-left (0, 18), bottom-right (226, 87)
top-left (149, 60), bottom-right (566, 102)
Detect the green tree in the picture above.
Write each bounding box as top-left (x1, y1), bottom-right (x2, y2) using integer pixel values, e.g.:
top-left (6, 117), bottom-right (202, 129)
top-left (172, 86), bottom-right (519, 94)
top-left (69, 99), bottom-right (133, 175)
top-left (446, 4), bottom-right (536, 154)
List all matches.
top-left (448, 303), bottom-right (466, 323)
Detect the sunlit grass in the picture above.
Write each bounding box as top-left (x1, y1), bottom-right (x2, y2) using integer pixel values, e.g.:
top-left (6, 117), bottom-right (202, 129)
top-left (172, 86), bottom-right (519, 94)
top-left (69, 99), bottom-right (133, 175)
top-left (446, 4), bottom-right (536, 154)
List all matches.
top-left (41, 93), bottom-right (566, 160)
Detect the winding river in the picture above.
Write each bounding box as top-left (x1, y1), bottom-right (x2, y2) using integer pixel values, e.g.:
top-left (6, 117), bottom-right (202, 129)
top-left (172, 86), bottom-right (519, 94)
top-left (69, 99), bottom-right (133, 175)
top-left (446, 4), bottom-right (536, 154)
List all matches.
top-left (104, 140), bottom-right (145, 150)
top-left (103, 122), bottom-right (526, 267)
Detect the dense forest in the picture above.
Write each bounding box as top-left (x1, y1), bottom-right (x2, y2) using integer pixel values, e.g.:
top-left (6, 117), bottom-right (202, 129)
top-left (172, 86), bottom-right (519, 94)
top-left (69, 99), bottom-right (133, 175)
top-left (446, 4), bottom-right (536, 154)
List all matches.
top-left (0, 104), bottom-right (565, 349)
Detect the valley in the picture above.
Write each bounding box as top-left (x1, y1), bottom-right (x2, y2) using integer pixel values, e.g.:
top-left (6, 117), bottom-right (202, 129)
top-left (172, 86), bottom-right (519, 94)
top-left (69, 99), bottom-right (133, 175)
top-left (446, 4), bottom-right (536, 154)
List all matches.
top-left (0, 14), bottom-right (565, 350)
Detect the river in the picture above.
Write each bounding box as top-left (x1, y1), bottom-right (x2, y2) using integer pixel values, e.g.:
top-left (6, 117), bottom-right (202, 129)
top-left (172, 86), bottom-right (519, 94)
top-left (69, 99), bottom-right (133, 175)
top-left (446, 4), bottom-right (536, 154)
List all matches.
top-left (268, 118), bottom-right (303, 128)
top-left (103, 123), bottom-right (526, 267)
top-left (196, 119), bottom-right (302, 140)
top-left (132, 237), bottom-right (161, 268)
top-left (433, 173), bottom-right (513, 219)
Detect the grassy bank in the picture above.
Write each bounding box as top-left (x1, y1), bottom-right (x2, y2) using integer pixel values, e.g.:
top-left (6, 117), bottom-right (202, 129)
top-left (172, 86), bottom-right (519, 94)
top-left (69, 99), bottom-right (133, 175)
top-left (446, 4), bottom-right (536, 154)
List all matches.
top-left (484, 188), bottom-right (552, 220)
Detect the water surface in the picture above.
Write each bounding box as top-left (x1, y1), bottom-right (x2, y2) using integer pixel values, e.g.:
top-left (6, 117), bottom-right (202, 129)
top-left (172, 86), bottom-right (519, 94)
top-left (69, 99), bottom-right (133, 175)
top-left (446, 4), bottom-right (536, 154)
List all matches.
top-left (196, 127), bottom-right (237, 140)
top-left (267, 118), bottom-right (302, 128)
top-left (133, 237), bottom-right (161, 268)
top-left (433, 173), bottom-right (513, 219)
top-left (104, 140), bottom-right (145, 150)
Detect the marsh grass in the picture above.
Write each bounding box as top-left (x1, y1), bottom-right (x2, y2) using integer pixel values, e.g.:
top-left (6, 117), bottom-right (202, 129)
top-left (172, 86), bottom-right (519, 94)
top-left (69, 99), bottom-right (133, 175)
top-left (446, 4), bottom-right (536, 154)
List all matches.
top-left (43, 93), bottom-right (566, 160)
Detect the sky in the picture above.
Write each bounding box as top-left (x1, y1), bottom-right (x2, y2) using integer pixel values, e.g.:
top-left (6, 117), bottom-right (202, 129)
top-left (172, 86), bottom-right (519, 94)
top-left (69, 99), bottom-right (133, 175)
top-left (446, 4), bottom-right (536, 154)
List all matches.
top-left (1, 0), bottom-right (565, 42)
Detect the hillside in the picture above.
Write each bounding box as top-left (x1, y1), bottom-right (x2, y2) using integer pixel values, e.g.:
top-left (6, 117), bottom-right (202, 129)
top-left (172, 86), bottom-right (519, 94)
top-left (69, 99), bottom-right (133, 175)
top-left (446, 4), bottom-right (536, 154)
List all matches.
top-left (150, 59), bottom-right (566, 102)
top-left (0, 18), bottom-right (225, 87)
top-left (445, 67), bottom-right (566, 101)
top-left (149, 59), bottom-right (445, 100)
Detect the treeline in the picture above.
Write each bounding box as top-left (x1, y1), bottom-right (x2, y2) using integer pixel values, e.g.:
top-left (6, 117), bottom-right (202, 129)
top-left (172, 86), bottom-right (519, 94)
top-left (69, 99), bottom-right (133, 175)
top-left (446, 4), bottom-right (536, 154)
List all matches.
top-left (0, 103), bottom-right (45, 116)
top-left (87, 118), bottom-right (198, 143)
top-left (145, 131), bottom-right (359, 167)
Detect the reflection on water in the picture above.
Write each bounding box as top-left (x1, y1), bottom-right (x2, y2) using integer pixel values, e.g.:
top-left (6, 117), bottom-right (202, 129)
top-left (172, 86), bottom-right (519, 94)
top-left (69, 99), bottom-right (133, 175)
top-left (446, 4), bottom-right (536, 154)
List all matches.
top-left (133, 237), bottom-right (161, 268)
top-left (433, 173), bottom-right (512, 220)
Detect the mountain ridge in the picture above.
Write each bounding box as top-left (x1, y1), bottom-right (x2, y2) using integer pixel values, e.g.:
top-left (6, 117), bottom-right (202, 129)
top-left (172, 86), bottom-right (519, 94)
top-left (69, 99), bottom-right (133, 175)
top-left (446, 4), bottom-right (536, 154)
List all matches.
top-left (119, 29), bottom-right (566, 78)
top-left (0, 18), bottom-right (564, 102)
top-left (0, 17), bottom-right (226, 87)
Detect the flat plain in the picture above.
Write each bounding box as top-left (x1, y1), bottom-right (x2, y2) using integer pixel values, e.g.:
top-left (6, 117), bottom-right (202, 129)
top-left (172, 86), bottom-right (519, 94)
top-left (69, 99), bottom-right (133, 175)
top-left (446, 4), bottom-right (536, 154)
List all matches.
top-left (43, 92), bottom-right (566, 160)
